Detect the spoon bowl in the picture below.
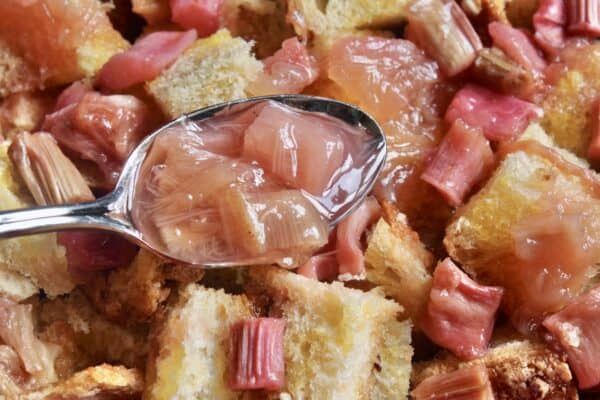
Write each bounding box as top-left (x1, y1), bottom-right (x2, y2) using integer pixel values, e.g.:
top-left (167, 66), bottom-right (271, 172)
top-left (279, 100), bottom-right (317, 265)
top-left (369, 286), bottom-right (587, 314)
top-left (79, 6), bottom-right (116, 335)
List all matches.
top-left (0, 95), bottom-right (386, 268)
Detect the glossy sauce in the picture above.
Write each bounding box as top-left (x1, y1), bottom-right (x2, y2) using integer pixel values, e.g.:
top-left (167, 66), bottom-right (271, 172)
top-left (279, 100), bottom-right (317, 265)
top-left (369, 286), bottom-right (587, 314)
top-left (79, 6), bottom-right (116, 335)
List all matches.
top-left (132, 100), bottom-right (381, 266)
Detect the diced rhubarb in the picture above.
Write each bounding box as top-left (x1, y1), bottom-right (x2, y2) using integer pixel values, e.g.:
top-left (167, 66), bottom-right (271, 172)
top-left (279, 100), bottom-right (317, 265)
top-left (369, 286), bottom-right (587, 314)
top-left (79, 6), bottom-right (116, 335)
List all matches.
top-left (54, 81), bottom-right (91, 111)
top-left (411, 364), bottom-right (495, 400)
top-left (336, 197), bottom-right (381, 279)
top-left (229, 317), bottom-right (286, 391)
top-left (57, 231), bottom-right (138, 273)
top-left (248, 37), bottom-right (319, 95)
top-left (420, 258), bottom-right (504, 360)
top-left (296, 252), bottom-right (339, 281)
top-left (588, 102), bottom-right (600, 161)
top-left (43, 91), bottom-right (152, 189)
top-left (8, 132), bottom-right (94, 206)
top-left (421, 120), bottom-right (493, 207)
top-left (219, 188), bottom-right (329, 263)
top-left (407, 0), bottom-right (482, 76)
top-left (169, 0), bottom-right (223, 37)
top-left (543, 286), bottom-right (600, 389)
top-left (472, 48), bottom-right (538, 100)
top-left (534, 0), bottom-right (567, 54)
top-left (445, 83), bottom-right (543, 142)
top-left (488, 22), bottom-right (548, 73)
top-left (242, 101), bottom-right (346, 196)
top-left (97, 30), bottom-right (197, 91)
top-left (567, 0), bottom-right (600, 35)
top-left (0, 297), bottom-right (58, 383)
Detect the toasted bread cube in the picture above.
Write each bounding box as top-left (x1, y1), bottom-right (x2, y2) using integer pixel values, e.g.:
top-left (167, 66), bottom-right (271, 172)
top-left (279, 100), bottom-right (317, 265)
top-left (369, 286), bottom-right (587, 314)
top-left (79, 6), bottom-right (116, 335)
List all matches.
top-left (0, 142), bottom-right (74, 298)
top-left (145, 284), bottom-right (254, 400)
top-left (0, 91), bottom-right (53, 140)
top-left (287, 0), bottom-right (409, 37)
top-left (248, 266), bottom-right (410, 399)
top-left (412, 339), bottom-right (577, 400)
top-left (0, 0), bottom-right (129, 95)
top-left (365, 216), bottom-right (434, 322)
top-left (146, 29), bottom-right (262, 118)
top-left (540, 44), bottom-right (600, 157)
top-left (20, 364), bottom-right (143, 400)
top-left (83, 249), bottom-right (204, 325)
top-left (370, 318), bottom-right (413, 400)
top-left (444, 125), bottom-right (600, 326)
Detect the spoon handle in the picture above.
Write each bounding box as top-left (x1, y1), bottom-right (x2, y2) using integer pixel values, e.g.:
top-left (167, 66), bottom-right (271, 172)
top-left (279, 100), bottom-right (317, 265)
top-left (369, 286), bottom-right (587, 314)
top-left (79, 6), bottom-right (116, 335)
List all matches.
top-left (0, 194), bottom-right (135, 239)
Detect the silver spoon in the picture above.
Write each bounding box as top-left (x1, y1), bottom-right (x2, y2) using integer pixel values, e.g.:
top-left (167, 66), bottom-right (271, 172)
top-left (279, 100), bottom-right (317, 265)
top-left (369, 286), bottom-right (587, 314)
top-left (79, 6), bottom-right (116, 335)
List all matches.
top-left (0, 95), bottom-right (386, 268)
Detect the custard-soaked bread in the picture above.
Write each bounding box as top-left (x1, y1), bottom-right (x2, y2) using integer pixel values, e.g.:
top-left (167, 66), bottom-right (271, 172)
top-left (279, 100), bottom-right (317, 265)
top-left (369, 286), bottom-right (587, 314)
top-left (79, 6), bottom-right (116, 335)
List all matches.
top-left (365, 213), bottom-right (434, 323)
top-left (412, 339), bottom-right (577, 400)
top-left (248, 266), bottom-right (412, 399)
top-left (0, 0), bottom-right (129, 95)
top-left (0, 142), bottom-right (74, 299)
top-left (145, 284), bottom-right (254, 400)
top-left (84, 249), bottom-right (204, 325)
top-left (146, 29), bottom-right (262, 118)
top-left (20, 364), bottom-right (144, 400)
top-left (286, 0), bottom-right (409, 37)
top-left (0, 91), bottom-right (53, 140)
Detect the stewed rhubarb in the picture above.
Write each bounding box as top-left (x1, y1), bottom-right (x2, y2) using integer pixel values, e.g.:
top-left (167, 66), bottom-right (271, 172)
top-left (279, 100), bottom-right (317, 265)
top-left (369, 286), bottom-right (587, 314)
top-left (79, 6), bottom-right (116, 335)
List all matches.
top-left (132, 100), bottom-right (379, 267)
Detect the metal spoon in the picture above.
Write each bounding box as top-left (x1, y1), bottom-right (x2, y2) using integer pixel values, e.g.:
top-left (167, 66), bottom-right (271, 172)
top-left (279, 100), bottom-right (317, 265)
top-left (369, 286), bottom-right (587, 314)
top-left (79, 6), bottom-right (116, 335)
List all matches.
top-left (0, 95), bottom-right (386, 268)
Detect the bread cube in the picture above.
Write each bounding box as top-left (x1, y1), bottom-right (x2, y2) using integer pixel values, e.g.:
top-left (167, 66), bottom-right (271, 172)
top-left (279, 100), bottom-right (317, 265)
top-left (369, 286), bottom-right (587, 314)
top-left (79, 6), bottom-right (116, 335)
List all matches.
top-left (0, 0), bottom-right (129, 95)
top-left (248, 266), bottom-right (411, 399)
top-left (146, 29), bottom-right (262, 118)
top-left (365, 216), bottom-right (434, 322)
top-left (145, 284), bottom-right (253, 400)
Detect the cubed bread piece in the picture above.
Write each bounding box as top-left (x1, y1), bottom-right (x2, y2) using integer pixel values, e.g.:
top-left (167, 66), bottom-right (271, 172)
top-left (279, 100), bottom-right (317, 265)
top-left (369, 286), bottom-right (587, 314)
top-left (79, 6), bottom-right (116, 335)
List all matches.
top-left (84, 249), bottom-right (204, 325)
top-left (0, 0), bottom-right (129, 95)
top-left (132, 0), bottom-right (171, 25)
top-left (0, 91), bottom-right (53, 140)
top-left (145, 284), bottom-right (254, 400)
top-left (35, 290), bottom-right (148, 378)
top-left (0, 141), bottom-right (74, 298)
top-left (445, 126), bottom-right (600, 327)
top-left (369, 318), bottom-right (413, 400)
top-left (541, 44), bottom-right (600, 157)
top-left (146, 29), bottom-right (262, 118)
top-left (412, 339), bottom-right (577, 400)
top-left (20, 364), bottom-right (143, 400)
top-left (286, 0), bottom-right (409, 37)
top-left (248, 266), bottom-right (410, 399)
top-left (365, 216), bottom-right (434, 322)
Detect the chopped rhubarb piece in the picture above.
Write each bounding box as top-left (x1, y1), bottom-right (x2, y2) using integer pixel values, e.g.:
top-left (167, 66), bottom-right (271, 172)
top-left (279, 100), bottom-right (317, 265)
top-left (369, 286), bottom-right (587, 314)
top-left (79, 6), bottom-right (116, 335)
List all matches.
top-left (534, 0), bottom-right (567, 54)
top-left (588, 102), bottom-right (600, 161)
top-left (219, 188), bottom-right (329, 263)
top-left (420, 258), bottom-right (504, 360)
top-left (488, 22), bottom-right (548, 73)
top-left (54, 81), bottom-right (91, 111)
top-left (407, 0), bottom-right (482, 76)
top-left (421, 120), bottom-right (493, 207)
top-left (8, 132), bottom-right (94, 206)
top-left (170, 0), bottom-right (223, 37)
top-left (249, 37), bottom-right (319, 95)
top-left (472, 48), bottom-right (538, 100)
top-left (97, 30), bottom-right (197, 91)
top-left (43, 91), bottom-right (152, 189)
top-left (336, 197), bottom-right (381, 279)
top-left (543, 286), bottom-right (600, 389)
top-left (411, 364), bottom-right (495, 400)
top-left (229, 317), bottom-right (286, 391)
top-left (58, 231), bottom-right (138, 272)
top-left (445, 83), bottom-right (543, 142)
top-left (242, 101), bottom-right (346, 196)
top-left (567, 0), bottom-right (600, 35)
top-left (296, 252), bottom-right (338, 281)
